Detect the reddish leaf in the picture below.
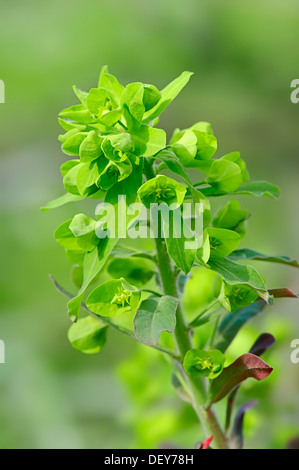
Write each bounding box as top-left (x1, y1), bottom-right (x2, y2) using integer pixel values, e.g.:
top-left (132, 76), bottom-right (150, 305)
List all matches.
top-left (198, 435), bottom-right (213, 449)
top-left (268, 288), bottom-right (298, 298)
top-left (208, 353), bottom-right (273, 406)
top-left (249, 333), bottom-right (275, 357)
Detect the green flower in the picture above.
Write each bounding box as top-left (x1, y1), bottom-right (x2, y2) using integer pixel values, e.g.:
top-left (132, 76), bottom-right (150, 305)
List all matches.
top-left (138, 175), bottom-right (186, 208)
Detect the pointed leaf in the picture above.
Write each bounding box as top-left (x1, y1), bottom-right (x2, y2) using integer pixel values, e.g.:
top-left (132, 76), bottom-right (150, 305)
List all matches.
top-left (208, 353), bottom-right (273, 406)
top-left (228, 248), bottom-right (299, 268)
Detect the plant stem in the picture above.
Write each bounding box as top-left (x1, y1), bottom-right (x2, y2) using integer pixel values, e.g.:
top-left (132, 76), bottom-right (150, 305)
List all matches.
top-left (144, 160), bottom-right (229, 449)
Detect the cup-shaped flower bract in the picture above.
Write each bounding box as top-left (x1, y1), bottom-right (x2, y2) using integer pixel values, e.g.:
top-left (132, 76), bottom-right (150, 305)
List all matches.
top-left (184, 349), bottom-right (225, 379)
top-left (86, 278), bottom-right (140, 317)
top-left (138, 175), bottom-right (186, 209)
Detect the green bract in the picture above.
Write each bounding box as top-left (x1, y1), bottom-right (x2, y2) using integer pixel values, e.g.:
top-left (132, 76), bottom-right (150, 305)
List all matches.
top-left (184, 349), bottom-right (225, 379)
top-left (138, 175), bottom-right (186, 208)
top-left (45, 67), bottom-right (298, 450)
top-left (86, 278), bottom-right (140, 317)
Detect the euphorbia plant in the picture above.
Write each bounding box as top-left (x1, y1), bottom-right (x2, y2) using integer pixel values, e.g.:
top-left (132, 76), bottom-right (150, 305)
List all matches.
top-left (44, 67), bottom-right (298, 449)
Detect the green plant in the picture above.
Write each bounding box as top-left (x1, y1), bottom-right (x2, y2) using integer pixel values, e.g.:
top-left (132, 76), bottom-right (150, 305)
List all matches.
top-left (44, 67), bottom-right (298, 449)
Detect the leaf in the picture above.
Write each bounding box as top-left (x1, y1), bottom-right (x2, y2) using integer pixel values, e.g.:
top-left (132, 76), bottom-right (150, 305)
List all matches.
top-left (143, 71), bottom-right (193, 123)
top-left (222, 152), bottom-right (249, 182)
top-left (171, 130), bottom-right (197, 165)
top-left (67, 238), bottom-right (117, 321)
top-left (212, 200), bottom-right (249, 232)
top-left (228, 248), bottom-right (299, 268)
top-left (67, 316), bottom-right (108, 354)
top-left (108, 257), bottom-right (156, 287)
top-left (208, 353), bottom-right (273, 406)
top-left (199, 180), bottom-right (280, 200)
top-left (55, 219), bottom-right (83, 251)
top-left (98, 65), bottom-right (124, 105)
top-left (184, 349), bottom-right (225, 379)
top-left (198, 435), bottom-right (213, 450)
top-left (231, 401), bottom-right (257, 449)
top-left (143, 84), bottom-right (161, 111)
top-left (41, 193), bottom-right (84, 211)
top-left (268, 288), bottom-right (298, 298)
top-left (59, 104), bottom-right (95, 124)
top-left (207, 227), bottom-right (241, 259)
top-left (233, 180), bottom-right (280, 199)
top-left (121, 82), bottom-right (145, 130)
top-left (214, 301), bottom-right (267, 352)
top-left (208, 258), bottom-right (266, 291)
top-left (62, 161), bottom-right (83, 195)
top-left (132, 125), bottom-right (166, 157)
top-left (133, 295), bottom-right (178, 346)
top-left (249, 333), bottom-right (276, 357)
top-left (69, 213), bottom-right (99, 251)
top-left (163, 210), bottom-right (197, 274)
top-left (138, 174), bottom-right (186, 208)
top-left (79, 131), bottom-right (103, 163)
top-left (62, 132), bottom-right (87, 156)
top-left (87, 278), bottom-right (140, 317)
top-left (205, 159), bottom-right (243, 193)
top-left (72, 85), bottom-right (88, 107)
top-left (86, 87), bottom-right (114, 115)
top-left (193, 130), bottom-right (217, 160)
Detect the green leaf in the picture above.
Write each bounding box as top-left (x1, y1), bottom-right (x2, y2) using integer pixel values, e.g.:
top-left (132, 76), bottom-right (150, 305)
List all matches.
top-left (171, 130), bottom-right (197, 165)
top-left (86, 87), bottom-right (115, 115)
top-left (79, 131), bottom-right (103, 163)
top-left (163, 209), bottom-right (196, 274)
top-left (72, 264), bottom-right (83, 288)
top-left (101, 133), bottom-right (132, 161)
top-left (59, 104), bottom-right (95, 124)
top-left (212, 200), bottom-right (249, 232)
top-left (62, 132), bottom-right (87, 156)
top-left (233, 181), bottom-right (280, 199)
top-left (207, 227), bottom-right (241, 259)
top-left (133, 295), bottom-right (178, 346)
top-left (228, 248), bottom-right (299, 268)
top-left (205, 158), bottom-right (243, 193)
top-left (108, 257), bottom-right (156, 287)
top-left (222, 152), bottom-right (249, 182)
top-left (213, 300), bottom-right (267, 353)
top-left (132, 125), bottom-right (166, 157)
top-left (67, 316), bottom-right (108, 354)
top-left (143, 71), bottom-right (193, 123)
top-left (184, 349), bottom-right (225, 379)
top-left (198, 180), bottom-right (280, 199)
top-left (142, 84), bottom-right (161, 111)
top-left (55, 219), bottom-right (84, 251)
top-left (138, 174), bottom-right (186, 208)
top-left (76, 159), bottom-right (107, 196)
top-left (207, 353), bottom-right (273, 406)
top-left (69, 213), bottom-right (99, 251)
top-left (67, 238), bottom-right (117, 321)
top-left (219, 283), bottom-right (260, 313)
top-left (208, 258), bottom-right (266, 291)
top-left (193, 130), bottom-right (217, 160)
top-left (98, 65), bottom-right (124, 105)
top-left (62, 161), bottom-right (83, 195)
top-left (41, 193), bottom-right (84, 211)
top-left (72, 85), bottom-right (88, 107)
top-left (87, 278), bottom-right (140, 317)
top-left (121, 82), bottom-right (145, 131)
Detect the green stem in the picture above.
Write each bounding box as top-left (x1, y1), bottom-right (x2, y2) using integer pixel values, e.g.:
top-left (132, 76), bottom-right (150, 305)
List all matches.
top-left (144, 160), bottom-right (229, 449)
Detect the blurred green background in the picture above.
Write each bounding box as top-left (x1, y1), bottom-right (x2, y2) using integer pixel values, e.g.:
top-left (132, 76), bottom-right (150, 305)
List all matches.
top-left (0, 0), bottom-right (299, 449)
